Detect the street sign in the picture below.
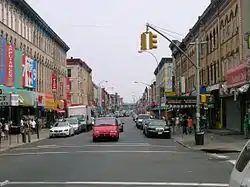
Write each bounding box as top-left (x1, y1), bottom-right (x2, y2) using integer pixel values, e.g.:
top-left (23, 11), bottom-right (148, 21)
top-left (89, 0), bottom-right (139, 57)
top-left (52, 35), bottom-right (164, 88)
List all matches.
top-left (0, 94), bottom-right (10, 106)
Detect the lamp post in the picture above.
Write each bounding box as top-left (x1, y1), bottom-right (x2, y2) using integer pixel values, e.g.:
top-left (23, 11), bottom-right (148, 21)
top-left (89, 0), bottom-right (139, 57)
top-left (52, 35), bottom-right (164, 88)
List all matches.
top-left (138, 50), bottom-right (161, 119)
top-left (98, 80), bottom-right (108, 114)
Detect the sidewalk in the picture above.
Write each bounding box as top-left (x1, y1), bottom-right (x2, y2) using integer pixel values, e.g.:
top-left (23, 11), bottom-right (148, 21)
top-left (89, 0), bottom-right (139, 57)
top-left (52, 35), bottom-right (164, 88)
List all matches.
top-left (174, 129), bottom-right (248, 152)
top-left (0, 129), bottom-right (49, 152)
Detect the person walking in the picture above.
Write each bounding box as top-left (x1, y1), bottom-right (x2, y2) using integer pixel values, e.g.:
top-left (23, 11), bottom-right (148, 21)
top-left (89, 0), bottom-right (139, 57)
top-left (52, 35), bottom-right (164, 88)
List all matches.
top-left (187, 116), bottom-right (193, 134)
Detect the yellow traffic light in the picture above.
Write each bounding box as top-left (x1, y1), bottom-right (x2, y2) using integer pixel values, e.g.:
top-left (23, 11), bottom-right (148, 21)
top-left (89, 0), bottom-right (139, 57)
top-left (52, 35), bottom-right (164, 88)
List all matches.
top-left (140, 32), bottom-right (147, 51)
top-left (201, 94), bottom-right (207, 103)
top-left (149, 32), bottom-right (158, 49)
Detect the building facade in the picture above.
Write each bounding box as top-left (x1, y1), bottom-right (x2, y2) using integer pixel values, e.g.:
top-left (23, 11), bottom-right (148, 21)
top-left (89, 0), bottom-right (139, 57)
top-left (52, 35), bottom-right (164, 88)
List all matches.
top-left (93, 82), bottom-right (98, 106)
top-left (154, 57), bottom-right (173, 106)
top-left (66, 58), bottom-right (92, 105)
top-left (169, 0), bottom-right (250, 132)
top-left (0, 0), bottom-right (69, 123)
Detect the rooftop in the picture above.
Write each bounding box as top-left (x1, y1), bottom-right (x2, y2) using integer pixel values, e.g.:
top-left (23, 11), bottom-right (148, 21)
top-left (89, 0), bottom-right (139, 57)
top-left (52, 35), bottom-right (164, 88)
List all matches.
top-left (67, 57), bottom-right (92, 74)
top-left (154, 57), bottom-right (172, 75)
top-left (11, 0), bottom-right (70, 52)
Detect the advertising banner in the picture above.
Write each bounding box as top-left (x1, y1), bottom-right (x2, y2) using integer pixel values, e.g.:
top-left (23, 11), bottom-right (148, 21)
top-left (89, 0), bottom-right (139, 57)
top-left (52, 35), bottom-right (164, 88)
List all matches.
top-left (14, 50), bottom-right (23, 88)
top-left (59, 81), bottom-right (63, 96)
top-left (22, 56), bottom-right (33, 88)
top-left (5, 44), bottom-right (15, 87)
top-left (52, 72), bottom-right (57, 92)
top-left (66, 77), bottom-right (71, 103)
top-left (0, 38), bottom-right (6, 85)
top-left (32, 60), bottom-right (37, 89)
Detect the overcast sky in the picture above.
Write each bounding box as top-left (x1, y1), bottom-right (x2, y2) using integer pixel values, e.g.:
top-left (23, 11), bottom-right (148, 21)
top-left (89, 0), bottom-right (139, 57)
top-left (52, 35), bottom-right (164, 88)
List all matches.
top-left (26, 0), bottom-right (210, 103)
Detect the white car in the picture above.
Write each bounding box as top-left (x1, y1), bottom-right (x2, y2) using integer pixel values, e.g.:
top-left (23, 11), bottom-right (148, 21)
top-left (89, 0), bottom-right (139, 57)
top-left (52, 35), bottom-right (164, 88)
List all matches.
top-left (229, 139), bottom-right (250, 187)
top-left (49, 121), bottom-right (74, 138)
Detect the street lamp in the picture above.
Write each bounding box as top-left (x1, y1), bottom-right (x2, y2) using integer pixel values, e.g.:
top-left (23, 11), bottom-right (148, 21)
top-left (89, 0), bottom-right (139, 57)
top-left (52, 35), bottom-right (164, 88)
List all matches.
top-left (137, 51), bottom-right (161, 119)
top-left (134, 81), bottom-right (151, 87)
top-left (98, 80), bottom-right (108, 114)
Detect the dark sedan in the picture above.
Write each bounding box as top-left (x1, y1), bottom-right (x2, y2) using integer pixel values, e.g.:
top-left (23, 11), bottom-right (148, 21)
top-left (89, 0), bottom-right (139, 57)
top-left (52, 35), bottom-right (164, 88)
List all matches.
top-left (143, 119), bottom-right (171, 139)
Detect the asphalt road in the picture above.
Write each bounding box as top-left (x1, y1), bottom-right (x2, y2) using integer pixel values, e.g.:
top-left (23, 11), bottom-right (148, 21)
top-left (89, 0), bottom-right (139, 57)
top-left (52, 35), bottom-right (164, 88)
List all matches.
top-left (0, 117), bottom-right (234, 187)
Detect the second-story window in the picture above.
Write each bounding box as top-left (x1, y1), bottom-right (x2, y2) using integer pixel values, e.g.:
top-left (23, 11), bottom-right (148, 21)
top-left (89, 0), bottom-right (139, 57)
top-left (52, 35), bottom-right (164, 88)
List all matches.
top-left (67, 69), bottom-right (71, 77)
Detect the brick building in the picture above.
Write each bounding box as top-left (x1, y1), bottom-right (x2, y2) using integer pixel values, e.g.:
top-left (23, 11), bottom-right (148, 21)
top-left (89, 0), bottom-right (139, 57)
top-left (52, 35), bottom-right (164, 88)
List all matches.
top-left (169, 0), bottom-right (250, 132)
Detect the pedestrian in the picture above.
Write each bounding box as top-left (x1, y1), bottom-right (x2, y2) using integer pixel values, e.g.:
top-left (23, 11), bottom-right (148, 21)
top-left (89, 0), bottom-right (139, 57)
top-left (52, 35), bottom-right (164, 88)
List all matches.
top-left (187, 116), bottom-right (193, 134)
top-left (4, 120), bottom-right (9, 140)
top-left (31, 119), bottom-right (36, 134)
top-left (181, 114), bottom-right (188, 137)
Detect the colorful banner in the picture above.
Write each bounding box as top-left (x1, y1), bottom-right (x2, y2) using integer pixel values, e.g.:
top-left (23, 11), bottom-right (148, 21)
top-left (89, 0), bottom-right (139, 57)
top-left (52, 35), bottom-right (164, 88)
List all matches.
top-left (0, 38), bottom-right (6, 85)
top-left (32, 60), bottom-right (37, 89)
top-left (5, 44), bottom-right (15, 87)
top-left (52, 72), bottom-right (57, 92)
top-left (59, 81), bottom-right (63, 96)
top-left (22, 56), bottom-right (33, 88)
top-left (66, 77), bottom-right (71, 103)
top-left (45, 94), bottom-right (55, 109)
top-left (14, 50), bottom-right (23, 88)
top-left (17, 89), bottom-right (34, 106)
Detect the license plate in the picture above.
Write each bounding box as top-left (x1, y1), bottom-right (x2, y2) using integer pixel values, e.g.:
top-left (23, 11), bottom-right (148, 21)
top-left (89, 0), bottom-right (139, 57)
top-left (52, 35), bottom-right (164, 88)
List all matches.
top-left (158, 132), bottom-right (163, 134)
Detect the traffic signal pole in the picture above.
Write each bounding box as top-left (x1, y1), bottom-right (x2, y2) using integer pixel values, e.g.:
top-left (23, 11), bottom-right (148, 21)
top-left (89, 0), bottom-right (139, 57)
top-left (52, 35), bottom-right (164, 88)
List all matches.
top-left (145, 23), bottom-right (207, 145)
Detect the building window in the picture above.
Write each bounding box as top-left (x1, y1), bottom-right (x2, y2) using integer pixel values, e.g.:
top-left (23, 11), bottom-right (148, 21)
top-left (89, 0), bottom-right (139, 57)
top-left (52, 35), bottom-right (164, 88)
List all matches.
top-left (0, 2), bottom-right (3, 22)
top-left (67, 69), bottom-right (71, 77)
top-left (8, 7), bottom-right (11, 28)
top-left (3, 2), bottom-right (6, 25)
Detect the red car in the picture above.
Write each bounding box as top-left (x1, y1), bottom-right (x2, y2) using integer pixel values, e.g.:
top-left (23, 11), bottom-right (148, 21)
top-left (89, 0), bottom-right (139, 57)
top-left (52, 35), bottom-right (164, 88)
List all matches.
top-left (92, 117), bottom-right (120, 142)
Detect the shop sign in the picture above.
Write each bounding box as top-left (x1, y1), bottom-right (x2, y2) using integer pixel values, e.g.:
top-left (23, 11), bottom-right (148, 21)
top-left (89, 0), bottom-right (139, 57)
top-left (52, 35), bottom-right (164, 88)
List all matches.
top-left (226, 63), bottom-right (250, 88)
top-left (206, 84), bottom-right (220, 92)
top-left (14, 50), bottom-right (23, 89)
top-left (36, 93), bottom-right (45, 107)
top-left (10, 94), bottom-right (18, 106)
top-left (17, 90), bottom-right (34, 106)
top-left (5, 44), bottom-right (15, 87)
top-left (0, 94), bottom-right (10, 106)
top-left (59, 81), bottom-right (63, 96)
top-left (52, 72), bottom-right (57, 92)
top-left (45, 94), bottom-right (55, 109)
top-left (22, 56), bottom-right (33, 88)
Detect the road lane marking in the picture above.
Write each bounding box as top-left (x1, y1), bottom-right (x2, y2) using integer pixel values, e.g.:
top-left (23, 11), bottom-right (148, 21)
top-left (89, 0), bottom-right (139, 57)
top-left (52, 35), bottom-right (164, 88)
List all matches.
top-left (14, 144), bottom-right (176, 150)
top-left (207, 154), bottom-right (229, 160)
top-left (0, 150), bottom-right (186, 156)
top-left (227, 160), bottom-right (236, 165)
top-left (6, 181), bottom-right (229, 186)
top-left (0, 180), bottom-right (9, 186)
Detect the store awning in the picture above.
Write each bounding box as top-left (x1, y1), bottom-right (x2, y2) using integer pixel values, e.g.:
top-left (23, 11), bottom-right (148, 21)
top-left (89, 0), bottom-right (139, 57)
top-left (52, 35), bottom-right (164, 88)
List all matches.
top-left (53, 107), bottom-right (65, 113)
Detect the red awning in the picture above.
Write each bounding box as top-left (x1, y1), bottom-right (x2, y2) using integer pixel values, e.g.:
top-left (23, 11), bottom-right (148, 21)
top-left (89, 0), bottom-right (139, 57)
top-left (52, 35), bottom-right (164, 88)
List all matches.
top-left (53, 108), bottom-right (65, 113)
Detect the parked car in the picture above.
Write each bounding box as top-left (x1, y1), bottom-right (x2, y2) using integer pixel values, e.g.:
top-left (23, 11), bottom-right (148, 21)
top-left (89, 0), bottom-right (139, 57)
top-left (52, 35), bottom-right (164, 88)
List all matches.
top-left (64, 118), bottom-right (81, 134)
top-left (143, 119), bottom-right (171, 139)
top-left (49, 121), bottom-right (74, 138)
top-left (136, 114), bottom-right (150, 130)
top-left (229, 139), bottom-right (250, 187)
top-left (92, 117), bottom-right (119, 142)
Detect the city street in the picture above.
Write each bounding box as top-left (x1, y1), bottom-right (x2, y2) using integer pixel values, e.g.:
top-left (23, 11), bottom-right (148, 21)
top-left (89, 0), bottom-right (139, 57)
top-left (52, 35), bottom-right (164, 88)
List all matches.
top-left (0, 118), bottom-right (233, 187)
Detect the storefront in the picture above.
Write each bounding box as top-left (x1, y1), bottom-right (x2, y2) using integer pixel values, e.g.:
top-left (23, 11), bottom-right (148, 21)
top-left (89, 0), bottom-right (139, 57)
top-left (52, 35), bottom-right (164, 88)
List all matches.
top-left (206, 84), bottom-right (221, 129)
top-left (16, 89), bottom-right (35, 107)
top-left (225, 62), bottom-right (248, 132)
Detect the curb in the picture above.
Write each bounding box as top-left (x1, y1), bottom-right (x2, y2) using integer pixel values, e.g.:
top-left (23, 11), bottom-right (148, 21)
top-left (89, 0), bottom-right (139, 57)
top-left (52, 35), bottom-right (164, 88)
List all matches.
top-left (174, 139), bottom-right (199, 151)
top-left (174, 139), bottom-right (241, 153)
top-left (0, 136), bottom-right (49, 153)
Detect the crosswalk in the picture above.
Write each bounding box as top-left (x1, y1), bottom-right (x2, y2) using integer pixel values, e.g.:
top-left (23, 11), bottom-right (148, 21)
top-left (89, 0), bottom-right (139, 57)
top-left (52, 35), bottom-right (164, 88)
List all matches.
top-left (207, 153), bottom-right (237, 165)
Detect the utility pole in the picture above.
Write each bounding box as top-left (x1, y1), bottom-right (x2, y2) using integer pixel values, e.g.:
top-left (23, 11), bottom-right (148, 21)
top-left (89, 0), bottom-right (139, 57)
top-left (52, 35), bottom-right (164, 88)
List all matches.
top-left (146, 23), bottom-right (207, 145)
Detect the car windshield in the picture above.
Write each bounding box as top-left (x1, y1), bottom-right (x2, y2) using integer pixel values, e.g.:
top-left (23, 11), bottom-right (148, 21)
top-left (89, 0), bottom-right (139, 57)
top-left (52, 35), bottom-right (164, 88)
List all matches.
top-left (65, 118), bottom-right (78, 124)
top-left (148, 120), bottom-right (166, 127)
top-left (94, 118), bottom-right (116, 126)
top-left (53, 122), bottom-right (69, 127)
top-left (138, 115), bottom-right (150, 119)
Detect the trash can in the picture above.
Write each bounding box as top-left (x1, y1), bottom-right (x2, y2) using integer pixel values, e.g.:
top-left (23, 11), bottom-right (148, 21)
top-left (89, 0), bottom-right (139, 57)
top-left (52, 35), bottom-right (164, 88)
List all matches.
top-left (195, 131), bottom-right (204, 145)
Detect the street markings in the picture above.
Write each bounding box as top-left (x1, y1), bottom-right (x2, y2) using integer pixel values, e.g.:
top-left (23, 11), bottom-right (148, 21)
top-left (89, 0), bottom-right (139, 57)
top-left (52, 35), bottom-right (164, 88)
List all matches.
top-left (207, 153), bottom-right (229, 160)
top-left (1, 180), bottom-right (229, 186)
top-left (0, 180), bottom-right (8, 186)
top-left (13, 143), bottom-right (176, 151)
top-left (226, 160), bottom-right (236, 165)
top-left (0, 150), bottom-right (187, 156)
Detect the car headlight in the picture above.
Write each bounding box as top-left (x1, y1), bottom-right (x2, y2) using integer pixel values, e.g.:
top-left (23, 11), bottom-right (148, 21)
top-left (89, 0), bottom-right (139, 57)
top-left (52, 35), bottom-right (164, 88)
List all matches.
top-left (110, 130), bottom-right (117, 133)
top-left (164, 126), bottom-right (170, 130)
top-left (64, 129), bottom-right (68, 131)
